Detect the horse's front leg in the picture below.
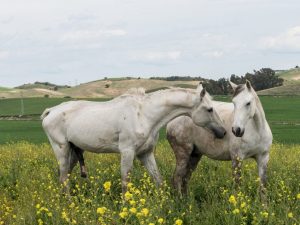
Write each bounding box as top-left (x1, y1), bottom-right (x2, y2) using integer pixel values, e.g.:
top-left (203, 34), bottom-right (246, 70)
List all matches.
top-left (232, 155), bottom-right (243, 186)
top-left (120, 150), bottom-right (135, 195)
top-left (137, 151), bottom-right (163, 186)
top-left (256, 152), bottom-right (269, 202)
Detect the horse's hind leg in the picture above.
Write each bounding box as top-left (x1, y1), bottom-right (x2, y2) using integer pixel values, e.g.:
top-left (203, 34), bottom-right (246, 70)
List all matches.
top-left (69, 143), bottom-right (87, 178)
top-left (171, 144), bottom-right (193, 195)
top-left (47, 138), bottom-right (71, 192)
top-left (137, 151), bottom-right (162, 186)
top-left (182, 146), bottom-right (202, 195)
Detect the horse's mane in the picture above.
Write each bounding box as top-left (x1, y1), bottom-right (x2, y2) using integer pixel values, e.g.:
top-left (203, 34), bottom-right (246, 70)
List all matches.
top-left (232, 84), bottom-right (245, 97)
top-left (113, 88), bottom-right (146, 101)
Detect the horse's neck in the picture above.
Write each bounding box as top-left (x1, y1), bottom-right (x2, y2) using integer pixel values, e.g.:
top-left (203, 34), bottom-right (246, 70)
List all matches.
top-left (253, 93), bottom-right (268, 131)
top-left (143, 89), bottom-right (197, 133)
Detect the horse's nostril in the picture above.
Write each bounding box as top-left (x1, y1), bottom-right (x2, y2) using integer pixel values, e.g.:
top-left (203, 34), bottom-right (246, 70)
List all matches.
top-left (236, 127), bottom-right (241, 135)
top-left (224, 131), bottom-right (227, 136)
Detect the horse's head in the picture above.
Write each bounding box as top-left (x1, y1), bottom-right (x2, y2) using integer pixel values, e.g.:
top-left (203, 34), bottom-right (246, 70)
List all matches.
top-left (230, 80), bottom-right (256, 137)
top-left (191, 83), bottom-right (226, 139)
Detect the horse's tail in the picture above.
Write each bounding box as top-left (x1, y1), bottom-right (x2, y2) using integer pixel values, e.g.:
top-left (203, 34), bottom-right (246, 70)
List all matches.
top-left (41, 108), bottom-right (51, 120)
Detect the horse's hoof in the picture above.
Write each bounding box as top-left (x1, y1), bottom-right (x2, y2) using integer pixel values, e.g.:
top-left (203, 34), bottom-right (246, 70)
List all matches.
top-left (81, 172), bottom-right (87, 178)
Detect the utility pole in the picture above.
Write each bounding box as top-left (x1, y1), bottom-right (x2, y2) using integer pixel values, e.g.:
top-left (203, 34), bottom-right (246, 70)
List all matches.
top-left (20, 92), bottom-right (24, 117)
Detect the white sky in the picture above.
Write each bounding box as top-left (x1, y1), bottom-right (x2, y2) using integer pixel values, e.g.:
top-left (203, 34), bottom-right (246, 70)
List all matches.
top-left (0, 0), bottom-right (299, 87)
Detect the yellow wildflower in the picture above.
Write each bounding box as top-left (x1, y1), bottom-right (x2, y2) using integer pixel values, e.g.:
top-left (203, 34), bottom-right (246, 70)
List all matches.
top-left (140, 199), bottom-right (146, 204)
top-left (228, 195), bottom-right (237, 206)
top-left (241, 202), bottom-right (246, 208)
top-left (119, 211), bottom-right (128, 219)
top-left (130, 207), bottom-right (137, 214)
top-left (130, 200), bottom-right (136, 205)
top-left (158, 218), bottom-right (164, 224)
top-left (97, 207), bottom-right (107, 215)
top-left (175, 219), bottom-right (183, 225)
top-left (297, 193), bottom-right (300, 199)
top-left (149, 223), bottom-right (155, 225)
top-left (125, 191), bottom-right (133, 200)
top-left (61, 211), bottom-right (70, 222)
top-left (103, 181), bottom-right (111, 192)
top-left (141, 208), bottom-right (149, 216)
top-left (232, 209), bottom-right (240, 214)
top-left (38, 218), bottom-right (43, 225)
top-left (36, 204), bottom-right (41, 209)
top-left (261, 211), bottom-right (268, 218)
top-left (288, 212), bottom-right (293, 218)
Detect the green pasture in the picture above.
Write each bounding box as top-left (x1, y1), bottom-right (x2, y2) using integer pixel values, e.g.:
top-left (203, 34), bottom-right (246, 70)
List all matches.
top-left (0, 96), bottom-right (300, 144)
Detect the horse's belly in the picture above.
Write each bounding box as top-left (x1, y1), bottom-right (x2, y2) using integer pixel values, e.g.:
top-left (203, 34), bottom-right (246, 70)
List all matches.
top-left (67, 128), bottom-right (120, 153)
top-left (199, 144), bottom-right (231, 160)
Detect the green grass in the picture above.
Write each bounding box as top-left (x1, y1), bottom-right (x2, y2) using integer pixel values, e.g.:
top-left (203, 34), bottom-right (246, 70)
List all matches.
top-left (0, 121), bottom-right (47, 144)
top-left (0, 98), bottom-right (69, 116)
top-left (0, 97), bottom-right (109, 116)
top-left (0, 96), bottom-right (300, 144)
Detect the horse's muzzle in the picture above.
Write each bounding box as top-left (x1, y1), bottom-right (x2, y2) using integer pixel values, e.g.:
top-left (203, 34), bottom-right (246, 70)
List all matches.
top-left (212, 127), bottom-right (227, 139)
top-left (232, 127), bottom-right (244, 137)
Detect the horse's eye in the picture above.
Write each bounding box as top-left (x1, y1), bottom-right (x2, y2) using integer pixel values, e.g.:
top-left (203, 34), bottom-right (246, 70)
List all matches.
top-left (207, 108), bottom-right (213, 113)
top-left (246, 102), bottom-right (251, 106)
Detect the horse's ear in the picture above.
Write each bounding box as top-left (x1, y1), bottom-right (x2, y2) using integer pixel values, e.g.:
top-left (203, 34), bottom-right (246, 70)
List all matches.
top-left (196, 81), bottom-right (203, 92)
top-left (246, 79), bottom-right (251, 90)
top-left (229, 81), bottom-right (238, 90)
top-left (200, 88), bottom-right (206, 98)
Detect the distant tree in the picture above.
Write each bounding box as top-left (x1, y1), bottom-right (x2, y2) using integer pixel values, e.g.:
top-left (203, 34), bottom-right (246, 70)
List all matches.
top-left (295, 65), bottom-right (299, 69)
top-left (229, 68), bottom-right (283, 91)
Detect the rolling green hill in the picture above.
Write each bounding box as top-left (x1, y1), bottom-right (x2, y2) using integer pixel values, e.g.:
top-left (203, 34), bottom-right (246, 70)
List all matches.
top-left (2, 68), bottom-right (300, 98)
top-left (0, 79), bottom-right (200, 99)
top-left (258, 68), bottom-right (300, 95)
top-left (276, 68), bottom-right (300, 81)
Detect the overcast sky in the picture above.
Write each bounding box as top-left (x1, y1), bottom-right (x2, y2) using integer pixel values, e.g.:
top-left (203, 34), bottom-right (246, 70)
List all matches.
top-left (0, 0), bottom-right (299, 87)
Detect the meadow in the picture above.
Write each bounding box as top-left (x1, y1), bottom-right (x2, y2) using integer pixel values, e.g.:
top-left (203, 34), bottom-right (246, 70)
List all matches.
top-left (1, 96), bottom-right (300, 144)
top-left (0, 96), bottom-right (300, 224)
top-left (0, 142), bottom-right (299, 225)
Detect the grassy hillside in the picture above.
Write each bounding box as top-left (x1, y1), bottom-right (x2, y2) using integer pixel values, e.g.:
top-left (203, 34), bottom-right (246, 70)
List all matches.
top-left (277, 68), bottom-right (300, 81)
top-left (257, 68), bottom-right (300, 95)
top-left (1, 68), bottom-right (300, 98)
top-left (258, 83), bottom-right (300, 96)
top-left (0, 79), bottom-right (200, 99)
top-left (0, 88), bottom-right (65, 98)
top-left (60, 79), bottom-right (199, 98)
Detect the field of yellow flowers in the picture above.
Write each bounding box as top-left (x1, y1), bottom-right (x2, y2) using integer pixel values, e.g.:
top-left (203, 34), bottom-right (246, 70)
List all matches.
top-left (0, 141), bottom-right (299, 225)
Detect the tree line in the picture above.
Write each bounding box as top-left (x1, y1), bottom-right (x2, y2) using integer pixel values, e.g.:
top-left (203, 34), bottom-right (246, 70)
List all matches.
top-left (150, 68), bottom-right (284, 95)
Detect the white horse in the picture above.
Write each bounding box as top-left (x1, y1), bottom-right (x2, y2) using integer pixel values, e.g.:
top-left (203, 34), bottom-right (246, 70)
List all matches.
top-left (167, 80), bottom-right (272, 197)
top-left (41, 84), bottom-right (226, 193)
